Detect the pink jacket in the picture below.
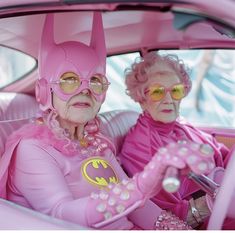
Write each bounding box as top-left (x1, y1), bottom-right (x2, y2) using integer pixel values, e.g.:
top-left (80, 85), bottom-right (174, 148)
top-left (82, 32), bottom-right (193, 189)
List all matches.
top-left (119, 111), bottom-right (230, 222)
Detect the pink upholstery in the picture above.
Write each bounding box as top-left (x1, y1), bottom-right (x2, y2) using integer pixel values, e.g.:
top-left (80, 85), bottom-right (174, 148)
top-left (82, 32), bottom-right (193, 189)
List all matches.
top-left (98, 110), bottom-right (139, 154)
top-left (0, 92), bottom-right (38, 121)
top-left (0, 92), bottom-right (39, 156)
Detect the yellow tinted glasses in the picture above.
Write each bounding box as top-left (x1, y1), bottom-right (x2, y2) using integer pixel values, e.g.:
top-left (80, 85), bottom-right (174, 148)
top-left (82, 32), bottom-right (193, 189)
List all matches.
top-left (58, 72), bottom-right (109, 95)
top-left (146, 83), bottom-right (187, 102)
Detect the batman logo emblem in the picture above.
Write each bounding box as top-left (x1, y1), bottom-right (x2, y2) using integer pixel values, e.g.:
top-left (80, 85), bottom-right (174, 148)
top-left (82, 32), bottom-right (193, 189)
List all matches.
top-left (81, 157), bottom-right (119, 187)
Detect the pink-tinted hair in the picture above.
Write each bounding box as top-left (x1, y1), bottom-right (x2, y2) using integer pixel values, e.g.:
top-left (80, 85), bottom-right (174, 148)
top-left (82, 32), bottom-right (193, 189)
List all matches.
top-left (125, 51), bottom-right (192, 103)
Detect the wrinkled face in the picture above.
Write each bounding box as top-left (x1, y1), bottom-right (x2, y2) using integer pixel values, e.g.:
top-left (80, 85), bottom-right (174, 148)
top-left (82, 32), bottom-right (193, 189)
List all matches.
top-left (53, 87), bottom-right (103, 125)
top-left (141, 69), bottom-right (182, 123)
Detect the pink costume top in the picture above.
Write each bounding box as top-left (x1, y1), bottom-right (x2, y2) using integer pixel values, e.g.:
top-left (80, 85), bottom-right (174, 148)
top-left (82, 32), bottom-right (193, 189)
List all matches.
top-left (119, 111), bottom-right (232, 227)
top-left (0, 119), bottom-right (172, 230)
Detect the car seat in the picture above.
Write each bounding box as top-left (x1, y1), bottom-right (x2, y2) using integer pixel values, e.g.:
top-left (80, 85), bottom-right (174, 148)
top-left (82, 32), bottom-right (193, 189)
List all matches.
top-left (0, 92), bottom-right (39, 156)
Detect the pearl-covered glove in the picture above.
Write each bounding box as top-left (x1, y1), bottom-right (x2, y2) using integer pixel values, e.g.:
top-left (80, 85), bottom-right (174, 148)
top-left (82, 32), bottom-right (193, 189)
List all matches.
top-left (86, 141), bottom-right (215, 228)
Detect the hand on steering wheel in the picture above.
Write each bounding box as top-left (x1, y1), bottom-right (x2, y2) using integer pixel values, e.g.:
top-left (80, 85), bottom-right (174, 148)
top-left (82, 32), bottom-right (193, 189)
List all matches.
top-left (138, 140), bottom-right (215, 196)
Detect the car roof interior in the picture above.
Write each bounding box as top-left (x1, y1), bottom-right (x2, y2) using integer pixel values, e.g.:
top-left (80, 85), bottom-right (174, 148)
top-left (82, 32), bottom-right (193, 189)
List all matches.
top-left (0, 0), bottom-right (235, 59)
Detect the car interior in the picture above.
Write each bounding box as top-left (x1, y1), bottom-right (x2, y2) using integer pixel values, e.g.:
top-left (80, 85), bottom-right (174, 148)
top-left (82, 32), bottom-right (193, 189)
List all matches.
top-left (0, 0), bottom-right (235, 230)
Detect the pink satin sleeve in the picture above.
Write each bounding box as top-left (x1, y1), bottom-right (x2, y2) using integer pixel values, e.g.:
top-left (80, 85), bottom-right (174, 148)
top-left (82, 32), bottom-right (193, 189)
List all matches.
top-left (8, 140), bottom-right (91, 226)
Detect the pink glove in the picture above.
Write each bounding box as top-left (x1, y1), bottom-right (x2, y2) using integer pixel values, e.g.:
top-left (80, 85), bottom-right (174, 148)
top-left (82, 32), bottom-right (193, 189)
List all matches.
top-left (86, 141), bottom-right (215, 228)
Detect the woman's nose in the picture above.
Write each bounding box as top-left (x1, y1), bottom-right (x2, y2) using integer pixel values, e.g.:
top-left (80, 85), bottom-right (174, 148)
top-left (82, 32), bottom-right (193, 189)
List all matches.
top-left (80, 88), bottom-right (91, 95)
top-left (163, 91), bottom-right (173, 103)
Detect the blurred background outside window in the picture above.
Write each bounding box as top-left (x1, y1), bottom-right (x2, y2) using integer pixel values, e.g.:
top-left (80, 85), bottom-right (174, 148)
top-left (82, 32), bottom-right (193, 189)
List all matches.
top-left (0, 46), bottom-right (36, 88)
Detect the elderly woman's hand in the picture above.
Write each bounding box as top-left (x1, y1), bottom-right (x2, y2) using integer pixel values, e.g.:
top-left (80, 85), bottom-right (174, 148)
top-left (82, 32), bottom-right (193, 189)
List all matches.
top-left (162, 141), bottom-right (215, 175)
top-left (135, 140), bottom-right (216, 198)
top-left (187, 196), bottom-right (211, 228)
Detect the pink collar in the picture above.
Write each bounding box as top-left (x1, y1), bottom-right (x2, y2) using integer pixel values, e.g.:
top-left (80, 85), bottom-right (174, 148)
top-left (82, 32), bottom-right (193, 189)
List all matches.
top-left (143, 111), bottom-right (177, 135)
top-left (6, 120), bottom-right (115, 157)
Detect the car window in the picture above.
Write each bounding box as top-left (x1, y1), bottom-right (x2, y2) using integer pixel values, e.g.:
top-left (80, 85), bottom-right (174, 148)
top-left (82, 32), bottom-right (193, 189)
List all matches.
top-left (100, 52), bottom-right (142, 113)
top-left (0, 46), bottom-right (36, 88)
top-left (102, 49), bottom-right (235, 128)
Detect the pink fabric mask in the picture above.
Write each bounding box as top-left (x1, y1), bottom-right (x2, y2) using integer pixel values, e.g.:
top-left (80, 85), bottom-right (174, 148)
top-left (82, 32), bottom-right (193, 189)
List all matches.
top-left (35, 12), bottom-right (107, 111)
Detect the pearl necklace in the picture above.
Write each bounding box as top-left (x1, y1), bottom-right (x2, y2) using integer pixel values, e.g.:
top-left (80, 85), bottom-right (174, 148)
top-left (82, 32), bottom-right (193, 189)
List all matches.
top-left (77, 133), bottom-right (109, 159)
top-left (36, 116), bottom-right (111, 158)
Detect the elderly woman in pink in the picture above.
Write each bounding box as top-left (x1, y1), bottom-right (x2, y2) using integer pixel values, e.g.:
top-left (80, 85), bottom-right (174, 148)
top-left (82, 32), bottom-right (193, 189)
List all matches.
top-left (0, 13), bottom-right (215, 230)
top-left (119, 52), bottom-right (235, 229)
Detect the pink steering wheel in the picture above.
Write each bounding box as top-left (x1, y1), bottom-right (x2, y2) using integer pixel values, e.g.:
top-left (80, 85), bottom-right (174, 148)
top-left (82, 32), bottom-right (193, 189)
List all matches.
top-left (207, 148), bottom-right (235, 230)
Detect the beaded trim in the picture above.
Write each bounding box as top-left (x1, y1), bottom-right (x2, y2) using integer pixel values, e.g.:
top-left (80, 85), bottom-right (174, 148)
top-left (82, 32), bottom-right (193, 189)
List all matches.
top-left (155, 210), bottom-right (192, 230)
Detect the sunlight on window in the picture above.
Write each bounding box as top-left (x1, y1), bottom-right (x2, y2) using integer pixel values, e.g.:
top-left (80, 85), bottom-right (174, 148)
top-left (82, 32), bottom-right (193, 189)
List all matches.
top-left (0, 46), bottom-right (36, 88)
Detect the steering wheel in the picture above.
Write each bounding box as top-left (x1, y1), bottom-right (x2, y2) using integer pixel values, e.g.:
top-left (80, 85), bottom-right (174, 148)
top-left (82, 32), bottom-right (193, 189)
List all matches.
top-left (207, 149), bottom-right (235, 229)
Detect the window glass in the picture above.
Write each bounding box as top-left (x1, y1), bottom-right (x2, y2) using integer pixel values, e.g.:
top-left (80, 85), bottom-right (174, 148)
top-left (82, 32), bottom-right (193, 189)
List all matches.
top-left (103, 49), bottom-right (235, 128)
top-left (0, 46), bottom-right (36, 88)
top-left (100, 52), bottom-right (141, 112)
